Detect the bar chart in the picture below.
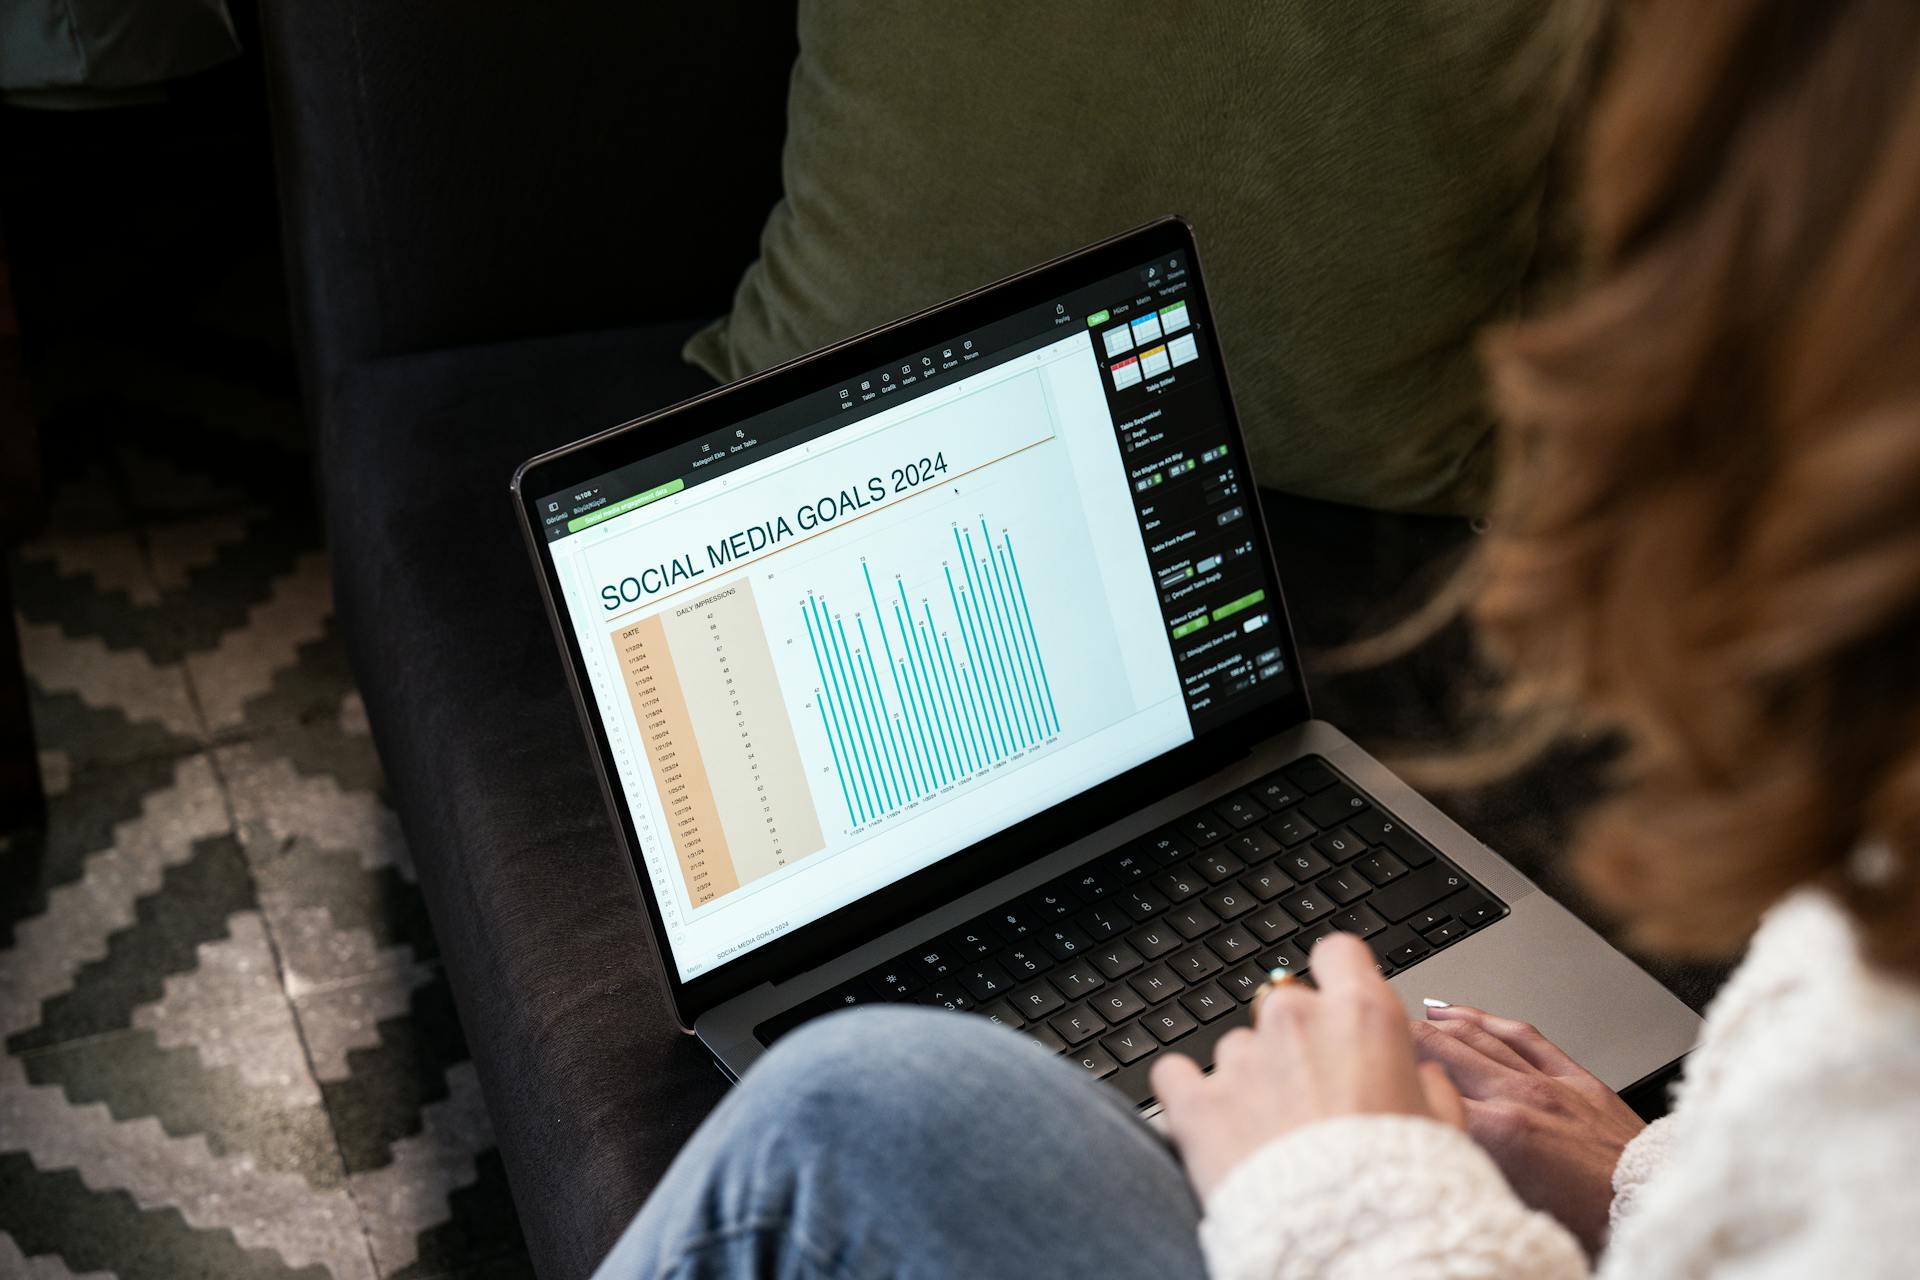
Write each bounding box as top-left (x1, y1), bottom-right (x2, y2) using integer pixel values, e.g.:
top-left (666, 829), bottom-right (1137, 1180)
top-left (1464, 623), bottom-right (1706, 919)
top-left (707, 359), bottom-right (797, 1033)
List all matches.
top-left (801, 519), bottom-right (1062, 828)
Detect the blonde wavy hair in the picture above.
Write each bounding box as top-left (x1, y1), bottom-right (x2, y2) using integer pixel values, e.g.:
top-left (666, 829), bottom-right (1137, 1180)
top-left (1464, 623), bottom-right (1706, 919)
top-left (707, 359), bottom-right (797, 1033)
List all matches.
top-left (1432, 0), bottom-right (1920, 977)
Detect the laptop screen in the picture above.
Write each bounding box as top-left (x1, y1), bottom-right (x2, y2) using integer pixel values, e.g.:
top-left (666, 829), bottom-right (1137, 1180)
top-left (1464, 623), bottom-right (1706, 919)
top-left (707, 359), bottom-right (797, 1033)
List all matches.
top-left (532, 245), bottom-right (1295, 983)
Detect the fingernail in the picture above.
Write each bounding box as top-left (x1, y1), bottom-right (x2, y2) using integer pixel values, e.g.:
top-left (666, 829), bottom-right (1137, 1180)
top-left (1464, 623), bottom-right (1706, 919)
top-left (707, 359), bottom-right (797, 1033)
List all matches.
top-left (1422, 997), bottom-right (1451, 1009)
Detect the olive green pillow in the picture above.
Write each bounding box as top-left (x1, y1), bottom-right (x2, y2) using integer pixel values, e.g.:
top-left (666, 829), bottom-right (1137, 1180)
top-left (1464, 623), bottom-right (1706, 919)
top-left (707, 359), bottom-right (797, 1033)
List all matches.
top-left (687, 2), bottom-right (1586, 515)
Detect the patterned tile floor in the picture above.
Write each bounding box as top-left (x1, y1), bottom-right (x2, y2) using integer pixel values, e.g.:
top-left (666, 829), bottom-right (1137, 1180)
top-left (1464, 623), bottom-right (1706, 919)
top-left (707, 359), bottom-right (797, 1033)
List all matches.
top-left (1, 342), bottom-right (532, 1278)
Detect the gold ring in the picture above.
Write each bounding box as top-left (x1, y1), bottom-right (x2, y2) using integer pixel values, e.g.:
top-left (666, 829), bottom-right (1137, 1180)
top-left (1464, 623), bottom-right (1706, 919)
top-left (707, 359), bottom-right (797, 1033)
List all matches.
top-left (1251, 968), bottom-right (1295, 1028)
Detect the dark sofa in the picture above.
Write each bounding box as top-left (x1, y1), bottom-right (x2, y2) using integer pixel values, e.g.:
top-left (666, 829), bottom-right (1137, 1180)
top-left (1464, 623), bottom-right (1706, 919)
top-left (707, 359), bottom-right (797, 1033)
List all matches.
top-left (258, 7), bottom-right (1716, 1277)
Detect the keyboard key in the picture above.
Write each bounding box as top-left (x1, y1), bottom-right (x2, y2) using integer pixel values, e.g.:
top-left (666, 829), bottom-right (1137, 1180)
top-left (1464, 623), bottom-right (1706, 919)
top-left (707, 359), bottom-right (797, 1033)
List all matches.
top-left (1100, 848), bottom-right (1154, 884)
top-left (1265, 813), bottom-right (1320, 846)
top-left (1041, 924), bottom-right (1095, 961)
top-left (1278, 845), bottom-right (1333, 879)
top-left (1240, 863), bottom-right (1294, 901)
top-left (1169, 943), bottom-right (1225, 983)
top-left (1347, 809), bottom-right (1437, 867)
top-left (1257, 940), bottom-right (1310, 976)
top-left (1067, 865), bottom-right (1119, 900)
top-left (983, 903), bottom-right (1039, 942)
top-left (1280, 887), bottom-right (1335, 924)
top-left (1219, 961), bottom-right (1270, 1002)
top-left (1144, 1002), bottom-right (1198, 1044)
top-left (1138, 827), bottom-right (1196, 866)
top-left (1154, 868), bottom-right (1204, 903)
top-left (1201, 885), bottom-right (1255, 920)
top-left (912, 945), bottom-right (957, 982)
top-left (1169, 904), bottom-right (1222, 939)
top-left (1190, 850), bottom-right (1247, 884)
top-left (1000, 944), bottom-right (1054, 979)
top-left (1224, 828), bottom-right (1283, 863)
top-left (1101, 1022), bottom-right (1159, 1064)
top-left (866, 965), bottom-right (924, 998)
top-left (1091, 942), bottom-right (1145, 980)
top-left (1294, 921), bottom-right (1337, 953)
top-left (1119, 888), bottom-right (1168, 920)
top-left (1423, 920), bottom-right (1467, 947)
top-left (1048, 959), bottom-right (1106, 999)
top-left (1214, 793), bottom-right (1268, 829)
top-left (1128, 963), bottom-right (1184, 1003)
top-left (1283, 758), bottom-right (1338, 794)
top-left (1049, 1004), bottom-right (1109, 1045)
top-left (1206, 925), bottom-right (1260, 963)
top-left (975, 998), bottom-right (1025, 1029)
top-left (1354, 849), bottom-right (1410, 885)
top-left (949, 923), bottom-right (1001, 959)
top-left (1313, 828), bottom-right (1368, 863)
top-left (1024, 886), bottom-right (1082, 921)
top-left (1180, 812), bottom-right (1230, 846)
top-left (1368, 863), bottom-right (1470, 923)
top-left (959, 960), bottom-right (1016, 1001)
top-left (1012, 981), bottom-right (1066, 1018)
top-left (1249, 772), bottom-right (1304, 810)
top-left (1245, 902), bottom-right (1298, 945)
top-left (1317, 869), bottom-right (1370, 904)
top-left (1023, 1022), bottom-right (1067, 1053)
top-left (1076, 905), bottom-right (1131, 940)
top-left (1329, 904), bottom-right (1387, 939)
top-left (1386, 936), bottom-right (1431, 967)
top-left (915, 984), bottom-right (974, 1012)
top-left (1181, 981), bottom-right (1238, 1023)
top-left (1127, 923), bottom-right (1181, 960)
top-left (1441, 888), bottom-right (1501, 927)
top-left (1091, 982), bottom-right (1148, 1022)
top-left (1408, 907), bottom-right (1451, 934)
top-left (1070, 1042), bottom-right (1119, 1079)
top-left (1301, 785), bottom-right (1368, 829)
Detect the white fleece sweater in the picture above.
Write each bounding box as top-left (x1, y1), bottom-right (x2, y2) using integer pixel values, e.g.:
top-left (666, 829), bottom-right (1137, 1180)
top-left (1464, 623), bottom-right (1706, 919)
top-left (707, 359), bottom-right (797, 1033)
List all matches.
top-left (1197, 890), bottom-right (1920, 1279)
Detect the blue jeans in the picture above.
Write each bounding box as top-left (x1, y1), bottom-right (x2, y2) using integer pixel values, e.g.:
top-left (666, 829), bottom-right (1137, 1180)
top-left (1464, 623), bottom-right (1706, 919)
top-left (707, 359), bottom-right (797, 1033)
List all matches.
top-left (595, 1005), bottom-right (1208, 1280)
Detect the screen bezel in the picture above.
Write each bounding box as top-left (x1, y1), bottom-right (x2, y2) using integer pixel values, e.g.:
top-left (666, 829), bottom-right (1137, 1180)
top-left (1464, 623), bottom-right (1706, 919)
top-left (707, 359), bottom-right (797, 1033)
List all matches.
top-left (512, 217), bottom-right (1312, 1028)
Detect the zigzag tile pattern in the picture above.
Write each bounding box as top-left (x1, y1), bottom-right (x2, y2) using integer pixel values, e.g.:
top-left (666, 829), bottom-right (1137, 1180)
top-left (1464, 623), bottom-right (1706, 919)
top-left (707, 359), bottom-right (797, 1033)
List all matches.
top-left (3, 372), bottom-right (534, 1277)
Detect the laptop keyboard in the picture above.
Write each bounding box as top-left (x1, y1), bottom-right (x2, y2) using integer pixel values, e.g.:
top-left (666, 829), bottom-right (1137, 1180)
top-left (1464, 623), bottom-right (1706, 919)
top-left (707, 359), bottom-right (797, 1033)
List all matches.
top-left (754, 755), bottom-right (1508, 1107)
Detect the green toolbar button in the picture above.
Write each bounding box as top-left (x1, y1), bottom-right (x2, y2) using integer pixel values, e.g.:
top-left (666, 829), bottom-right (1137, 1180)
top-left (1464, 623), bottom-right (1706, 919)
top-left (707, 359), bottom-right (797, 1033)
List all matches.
top-left (1171, 615), bottom-right (1209, 640)
top-left (1211, 588), bottom-right (1267, 624)
top-left (566, 478), bottom-right (685, 533)
top-left (1086, 309), bottom-right (1110, 327)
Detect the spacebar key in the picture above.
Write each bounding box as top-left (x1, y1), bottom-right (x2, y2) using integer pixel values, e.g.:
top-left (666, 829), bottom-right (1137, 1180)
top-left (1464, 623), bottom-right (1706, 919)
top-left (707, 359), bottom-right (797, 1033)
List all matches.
top-left (1368, 863), bottom-right (1469, 923)
top-left (1104, 1000), bottom-right (1256, 1107)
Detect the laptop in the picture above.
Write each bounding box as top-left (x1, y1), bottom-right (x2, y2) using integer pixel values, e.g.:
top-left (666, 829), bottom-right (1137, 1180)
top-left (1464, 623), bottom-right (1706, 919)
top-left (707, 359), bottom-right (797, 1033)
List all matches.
top-left (511, 217), bottom-right (1699, 1109)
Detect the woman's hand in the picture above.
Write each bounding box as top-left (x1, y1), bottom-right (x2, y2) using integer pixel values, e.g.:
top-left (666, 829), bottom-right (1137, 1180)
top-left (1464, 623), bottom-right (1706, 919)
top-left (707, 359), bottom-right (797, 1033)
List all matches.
top-left (1151, 932), bottom-right (1464, 1202)
top-left (1411, 1003), bottom-right (1645, 1256)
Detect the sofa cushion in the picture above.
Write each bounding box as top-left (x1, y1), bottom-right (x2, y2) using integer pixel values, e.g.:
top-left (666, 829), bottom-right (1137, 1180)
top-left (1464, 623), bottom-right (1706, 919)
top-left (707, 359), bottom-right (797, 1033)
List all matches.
top-left (687, 0), bottom-right (1593, 515)
top-left (323, 321), bottom-right (726, 1280)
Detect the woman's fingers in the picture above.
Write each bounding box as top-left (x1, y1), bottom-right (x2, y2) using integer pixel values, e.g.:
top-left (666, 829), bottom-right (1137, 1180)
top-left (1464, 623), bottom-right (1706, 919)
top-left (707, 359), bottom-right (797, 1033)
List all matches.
top-left (1425, 1005), bottom-right (1583, 1076)
top-left (1419, 1061), bottom-right (1467, 1128)
top-left (1303, 932), bottom-right (1394, 1010)
top-left (1408, 1019), bottom-right (1527, 1098)
top-left (1419, 1013), bottom-right (1535, 1072)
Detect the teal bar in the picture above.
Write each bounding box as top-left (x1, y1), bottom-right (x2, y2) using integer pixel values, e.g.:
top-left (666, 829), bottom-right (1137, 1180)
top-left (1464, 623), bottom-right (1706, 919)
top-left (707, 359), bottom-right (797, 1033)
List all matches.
top-left (963, 527), bottom-right (1028, 748)
top-left (947, 563), bottom-right (1005, 760)
top-left (984, 526), bottom-right (1044, 742)
top-left (1005, 535), bottom-right (1061, 734)
top-left (942, 628), bottom-right (990, 770)
top-left (895, 608), bottom-right (946, 786)
top-left (864, 565), bottom-right (929, 797)
top-left (994, 541), bottom-right (1050, 738)
top-left (812, 597), bottom-right (876, 819)
top-left (827, 604), bottom-right (892, 813)
top-left (897, 587), bottom-right (955, 783)
top-left (836, 614), bottom-right (897, 811)
top-left (918, 605), bottom-right (971, 775)
top-left (856, 616), bottom-right (913, 803)
top-left (802, 603), bottom-right (861, 824)
top-left (815, 699), bottom-right (856, 826)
